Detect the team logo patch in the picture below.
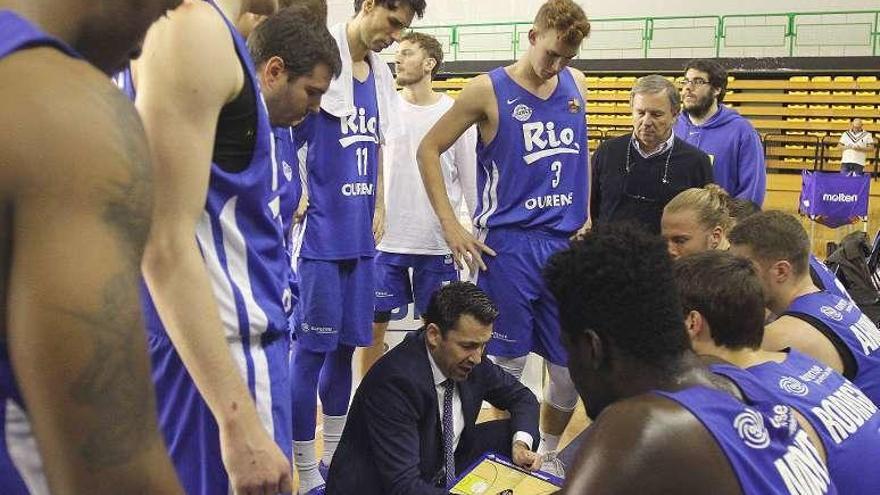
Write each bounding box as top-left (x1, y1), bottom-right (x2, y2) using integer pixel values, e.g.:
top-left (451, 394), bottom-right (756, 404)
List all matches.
top-left (282, 160), bottom-right (293, 182)
top-left (820, 305), bottom-right (844, 322)
top-left (567, 98), bottom-right (581, 113)
top-left (512, 104), bottom-right (533, 122)
top-left (779, 376), bottom-right (809, 397)
top-left (733, 408), bottom-right (771, 449)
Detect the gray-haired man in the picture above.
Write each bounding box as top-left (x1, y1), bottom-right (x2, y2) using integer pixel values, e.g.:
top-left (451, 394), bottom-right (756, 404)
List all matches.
top-left (591, 74), bottom-right (714, 233)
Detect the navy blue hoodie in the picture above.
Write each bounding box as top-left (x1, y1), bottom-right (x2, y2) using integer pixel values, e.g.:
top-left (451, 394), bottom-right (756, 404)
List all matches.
top-left (674, 105), bottom-right (766, 205)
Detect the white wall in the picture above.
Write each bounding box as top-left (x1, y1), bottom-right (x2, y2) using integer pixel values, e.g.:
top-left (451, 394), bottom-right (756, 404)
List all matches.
top-left (326, 0), bottom-right (878, 26)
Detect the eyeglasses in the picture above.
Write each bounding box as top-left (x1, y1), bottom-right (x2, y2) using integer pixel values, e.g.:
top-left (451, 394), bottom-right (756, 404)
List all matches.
top-left (678, 77), bottom-right (710, 89)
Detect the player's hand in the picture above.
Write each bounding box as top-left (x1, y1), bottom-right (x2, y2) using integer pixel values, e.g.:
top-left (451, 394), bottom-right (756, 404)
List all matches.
top-left (512, 441), bottom-right (541, 472)
top-left (373, 205), bottom-right (386, 243)
top-left (220, 418), bottom-right (292, 495)
top-left (440, 219), bottom-right (496, 272)
top-left (294, 194), bottom-right (309, 224)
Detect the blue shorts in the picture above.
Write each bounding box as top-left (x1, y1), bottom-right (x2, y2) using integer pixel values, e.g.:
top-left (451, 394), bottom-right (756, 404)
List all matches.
top-left (0, 356), bottom-right (46, 495)
top-left (149, 331), bottom-right (291, 495)
top-left (374, 252), bottom-right (459, 316)
top-left (475, 228), bottom-right (570, 366)
top-left (293, 257), bottom-right (375, 352)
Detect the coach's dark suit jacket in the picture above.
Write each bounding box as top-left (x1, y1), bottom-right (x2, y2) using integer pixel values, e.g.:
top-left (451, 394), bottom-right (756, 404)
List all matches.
top-left (326, 329), bottom-right (539, 495)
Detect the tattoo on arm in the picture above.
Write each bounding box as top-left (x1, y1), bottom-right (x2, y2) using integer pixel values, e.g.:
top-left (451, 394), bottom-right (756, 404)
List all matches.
top-left (61, 85), bottom-right (157, 467)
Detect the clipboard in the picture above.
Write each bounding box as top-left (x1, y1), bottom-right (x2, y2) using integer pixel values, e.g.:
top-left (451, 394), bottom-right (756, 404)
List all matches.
top-left (450, 452), bottom-right (563, 495)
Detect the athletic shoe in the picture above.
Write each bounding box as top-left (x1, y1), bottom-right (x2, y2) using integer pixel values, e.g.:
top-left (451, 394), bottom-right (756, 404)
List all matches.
top-left (539, 451), bottom-right (565, 479)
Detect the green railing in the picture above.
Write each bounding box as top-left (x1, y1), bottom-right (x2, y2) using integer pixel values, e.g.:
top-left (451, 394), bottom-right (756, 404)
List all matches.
top-left (410, 10), bottom-right (880, 61)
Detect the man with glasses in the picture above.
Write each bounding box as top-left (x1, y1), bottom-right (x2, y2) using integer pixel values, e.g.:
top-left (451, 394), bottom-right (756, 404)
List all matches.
top-left (592, 75), bottom-right (713, 233)
top-left (674, 59), bottom-right (766, 205)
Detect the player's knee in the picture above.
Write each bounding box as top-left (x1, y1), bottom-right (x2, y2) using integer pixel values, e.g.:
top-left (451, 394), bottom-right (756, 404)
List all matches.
top-left (544, 363), bottom-right (578, 412)
top-left (373, 310), bottom-right (392, 324)
top-left (491, 355), bottom-right (528, 381)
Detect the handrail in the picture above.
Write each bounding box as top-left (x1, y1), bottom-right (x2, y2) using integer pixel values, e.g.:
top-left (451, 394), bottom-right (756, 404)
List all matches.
top-left (411, 9), bottom-right (880, 61)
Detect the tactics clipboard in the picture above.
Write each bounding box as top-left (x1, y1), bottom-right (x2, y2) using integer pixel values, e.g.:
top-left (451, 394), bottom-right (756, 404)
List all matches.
top-left (450, 452), bottom-right (563, 495)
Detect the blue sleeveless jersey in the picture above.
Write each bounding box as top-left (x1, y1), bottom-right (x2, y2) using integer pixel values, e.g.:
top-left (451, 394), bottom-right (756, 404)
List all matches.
top-left (711, 352), bottom-right (880, 494)
top-left (654, 386), bottom-right (836, 495)
top-left (274, 125), bottom-right (302, 308)
top-left (140, 0), bottom-right (292, 341)
top-left (112, 65), bottom-right (136, 100)
top-left (296, 71), bottom-right (380, 260)
top-left (784, 291), bottom-right (880, 405)
top-left (474, 68), bottom-right (588, 234)
top-left (809, 254), bottom-right (852, 302)
top-left (0, 11), bottom-right (83, 494)
top-left (273, 126), bottom-right (302, 241)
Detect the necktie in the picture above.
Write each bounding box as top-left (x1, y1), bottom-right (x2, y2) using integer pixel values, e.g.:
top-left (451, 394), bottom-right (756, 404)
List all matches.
top-left (442, 378), bottom-right (455, 487)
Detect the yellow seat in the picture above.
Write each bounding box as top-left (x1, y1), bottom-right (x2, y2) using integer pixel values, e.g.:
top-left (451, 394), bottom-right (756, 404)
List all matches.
top-left (810, 91), bottom-right (831, 96)
top-left (811, 76), bottom-right (832, 83)
top-left (833, 91), bottom-right (854, 96)
top-left (857, 76), bottom-right (877, 82)
top-left (788, 90), bottom-right (809, 95)
top-left (833, 76), bottom-right (855, 82)
top-left (790, 76), bottom-right (809, 82)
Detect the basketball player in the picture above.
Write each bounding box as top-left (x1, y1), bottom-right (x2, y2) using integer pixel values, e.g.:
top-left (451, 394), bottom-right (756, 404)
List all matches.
top-left (418, 0), bottom-right (591, 459)
top-left (0, 1), bottom-right (184, 493)
top-left (363, 31), bottom-right (477, 376)
top-left (676, 250), bottom-right (880, 494)
top-left (545, 224), bottom-right (834, 495)
top-left (289, 0), bottom-right (425, 493)
top-left (134, 1), bottom-right (295, 494)
top-left (729, 211), bottom-right (880, 406)
top-left (661, 185), bottom-right (733, 259)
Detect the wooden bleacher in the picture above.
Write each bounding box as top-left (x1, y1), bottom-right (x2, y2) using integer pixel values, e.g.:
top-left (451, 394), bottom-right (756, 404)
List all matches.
top-left (433, 75), bottom-right (880, 172)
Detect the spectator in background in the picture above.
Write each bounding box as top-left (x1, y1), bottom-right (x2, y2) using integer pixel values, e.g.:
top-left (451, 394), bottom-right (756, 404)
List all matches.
top-left (592, 75), bottom-right (713, 234)
top-left (674, 59), bottom-right (766, 206)
top-left (839, 118), bottom-right (875, 176)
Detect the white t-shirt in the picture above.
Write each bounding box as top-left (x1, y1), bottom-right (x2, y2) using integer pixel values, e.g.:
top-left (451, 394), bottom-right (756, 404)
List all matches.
top-left (378, 93), bottom-right (477, 255)
top-left (840, 130), bottom-right (874, 165)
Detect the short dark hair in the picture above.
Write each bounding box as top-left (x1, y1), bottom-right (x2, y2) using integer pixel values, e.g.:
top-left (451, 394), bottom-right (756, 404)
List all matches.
top-left (684, 58), bottom-right (728, 103)
top-left (248, 5), bottom-right (342, 79)
top-left (279, 0), bottom-right (328, 23)
top-left (728, 210), bottom-right (810, 276)
top-left (544, 223), bottom-right (691, 368)
top-left (401, 31), bottom-right (443, 78)
top-left (423, 282), bottom-right (499, 337)
top-left (674, 251), bottom-right (766, 350)
top-left (728, 198), bottom-right (761, 224)
top-left (354, 0), bottom-right (426, 18)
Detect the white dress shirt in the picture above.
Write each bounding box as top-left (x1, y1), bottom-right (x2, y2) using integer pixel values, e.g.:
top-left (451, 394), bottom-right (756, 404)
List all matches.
top-left (425, 344), bottom-right (533, 453)
top-left (632, 132), bottom-right (675, 159)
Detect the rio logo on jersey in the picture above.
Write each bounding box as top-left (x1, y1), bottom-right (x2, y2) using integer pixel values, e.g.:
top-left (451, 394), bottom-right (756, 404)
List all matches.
top-left (521, 121), bottom-right (580, 165)
top-left (339, 107), bottom-right (378, 148)
top-left (339, 106), bottom-right (377, 197)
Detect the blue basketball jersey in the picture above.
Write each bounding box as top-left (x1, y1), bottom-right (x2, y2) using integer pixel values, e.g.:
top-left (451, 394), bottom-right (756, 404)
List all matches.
top-left (140, 0), bottom-right (292, 342)
top-left (474, 68), bottom-right (588, 234)
top-left (654, 386), bottom-right (836, 495)
top-left (112, 64), bottom-right (136, 100)
top-left (809, 254), bottom-right (852, 302)
top-left (296, 71), bottom-right (380, 260)
top-left (273, 126), bottom-right (302, 241)
top-left (0, 10), bottom-right (83, 494)
top-left (712, 352), bottom-right (880, 494)
top-left (784, 291), bottom-right (880, 405)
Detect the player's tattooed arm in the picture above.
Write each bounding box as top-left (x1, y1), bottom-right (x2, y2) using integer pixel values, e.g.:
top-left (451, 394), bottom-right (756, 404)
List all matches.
top-left (0, 51), bottom-right (181, 494)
